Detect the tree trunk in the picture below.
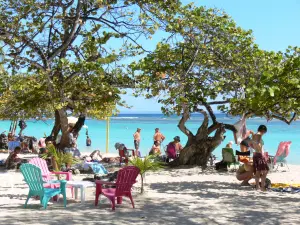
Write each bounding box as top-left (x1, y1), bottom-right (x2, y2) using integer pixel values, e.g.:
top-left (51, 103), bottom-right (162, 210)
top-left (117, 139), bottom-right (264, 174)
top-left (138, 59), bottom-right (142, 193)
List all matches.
top-left (140, 174), bottom-right (144, 193)
top-left (171, 134), bottom-right (224, 169)
top-left (57, 109), bottom-right (70, 150)
top-left (72, 114), bottom-right (85, 139)
top-left (51, 110), bottom-right (61, 140)
top-left (170, 108), bottom-right (226, 169)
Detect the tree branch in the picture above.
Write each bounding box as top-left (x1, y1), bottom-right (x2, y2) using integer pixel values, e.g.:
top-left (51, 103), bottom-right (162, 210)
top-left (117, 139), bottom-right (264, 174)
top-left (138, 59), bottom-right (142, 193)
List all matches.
top-left (194, 107), bottom-right (209, 140)
top-left (207, 100), bottom-right (229, 105)
top-left (177, 107), bottom-right (194, 138)
top-left (270, 113), bottom-right (297, 125)
top-left (84, 16), bottom-right (151, 53)
top-left (202, 102), bottom-right (217, 124)
top-left (48, 0), bottom-right (82, 62)
top-left (7, 54), bottom-right (44, 70)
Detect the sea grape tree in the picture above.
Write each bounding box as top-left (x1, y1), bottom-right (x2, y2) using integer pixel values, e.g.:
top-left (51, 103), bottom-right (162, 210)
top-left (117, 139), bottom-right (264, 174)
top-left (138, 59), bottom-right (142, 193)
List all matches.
top-left (132, 4), bottom-right (300, 167)
top-left (0, 0), bottom-right (180, 148)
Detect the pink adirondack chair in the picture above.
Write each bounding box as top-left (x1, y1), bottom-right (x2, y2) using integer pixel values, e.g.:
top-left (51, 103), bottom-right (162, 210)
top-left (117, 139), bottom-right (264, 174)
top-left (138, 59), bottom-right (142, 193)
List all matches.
top-left (273, 141), bottom-right (292, 171)
top-left (29, 157), bottom-right (73, 197)
top-left (95, 166), bottom-right (140, 210)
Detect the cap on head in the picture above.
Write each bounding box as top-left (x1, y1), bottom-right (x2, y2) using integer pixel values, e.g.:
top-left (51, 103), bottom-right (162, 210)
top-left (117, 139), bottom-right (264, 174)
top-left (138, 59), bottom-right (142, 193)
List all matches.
top-left (137, 128), bottom-right (141, 131)
top-left (174, 136), bottom-right (180, 142)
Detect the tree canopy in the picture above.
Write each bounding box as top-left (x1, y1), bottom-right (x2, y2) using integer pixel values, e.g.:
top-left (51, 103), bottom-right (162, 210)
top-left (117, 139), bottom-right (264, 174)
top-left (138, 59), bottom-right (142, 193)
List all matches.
top-left (132, 4), bottom-right (300, 126)
top-left (0, 0), bottom-right (181, 120)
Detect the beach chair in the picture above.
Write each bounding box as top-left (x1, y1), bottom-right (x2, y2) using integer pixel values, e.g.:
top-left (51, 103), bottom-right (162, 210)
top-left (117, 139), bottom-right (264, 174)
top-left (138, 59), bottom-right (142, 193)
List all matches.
top-left (118, 148), bottom-right (135, 165)
top-left (95, 166), bottom-right (140, 210)
top-left (29, 157), bottom-right (73, 197)
top-left (222, 148), bottom-right (239, 170)
top-left (273, 141), bottom-right (292, 171)
top-left (20, 163), bottom-right (67, 209)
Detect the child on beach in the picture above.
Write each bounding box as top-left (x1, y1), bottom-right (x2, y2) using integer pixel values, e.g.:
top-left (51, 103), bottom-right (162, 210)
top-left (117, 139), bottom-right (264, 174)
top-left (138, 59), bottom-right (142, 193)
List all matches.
top-left (250, 125), bottom-right (269, 191)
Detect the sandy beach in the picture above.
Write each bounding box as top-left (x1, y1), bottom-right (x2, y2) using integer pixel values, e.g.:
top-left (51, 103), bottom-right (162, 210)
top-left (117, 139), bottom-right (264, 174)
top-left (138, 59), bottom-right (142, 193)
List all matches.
top-left (1, 164), bottom-right (300, 225)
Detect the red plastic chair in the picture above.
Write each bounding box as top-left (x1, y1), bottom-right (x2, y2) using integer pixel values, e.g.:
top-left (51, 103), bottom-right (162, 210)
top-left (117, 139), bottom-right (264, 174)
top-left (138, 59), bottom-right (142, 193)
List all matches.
top-left (95, 166), bottom-right (140, 210)
top-left (29, 157), bottom-right (73, 197)
top-left (118, 148), bottom-right (135, 165)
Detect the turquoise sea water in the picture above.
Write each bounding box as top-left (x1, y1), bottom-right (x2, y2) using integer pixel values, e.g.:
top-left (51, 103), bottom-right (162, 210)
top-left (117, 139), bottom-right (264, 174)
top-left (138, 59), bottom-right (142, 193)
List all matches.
top-left (0, 114), bottom-right (299, 164)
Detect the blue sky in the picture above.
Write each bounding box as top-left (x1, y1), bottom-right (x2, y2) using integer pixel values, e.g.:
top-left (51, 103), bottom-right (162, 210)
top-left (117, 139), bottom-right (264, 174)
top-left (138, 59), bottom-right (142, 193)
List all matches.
top-left (120, 0), bottom-right (300, 113)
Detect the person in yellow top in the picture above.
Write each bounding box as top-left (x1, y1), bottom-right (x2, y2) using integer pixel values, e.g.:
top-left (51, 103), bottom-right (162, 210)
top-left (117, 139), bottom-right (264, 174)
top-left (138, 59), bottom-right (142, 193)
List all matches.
top-left (153, 128), bottom-right (165, 143)
top-left (133, 128), bottom-right (141, 157)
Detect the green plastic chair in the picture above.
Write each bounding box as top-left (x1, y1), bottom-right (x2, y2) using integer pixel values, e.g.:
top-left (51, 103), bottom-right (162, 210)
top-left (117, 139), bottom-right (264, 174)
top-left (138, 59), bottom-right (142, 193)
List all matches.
top-left (20, 163), bottom-right (67, 209)
top-left (222, 148), bottom-right (239, 170)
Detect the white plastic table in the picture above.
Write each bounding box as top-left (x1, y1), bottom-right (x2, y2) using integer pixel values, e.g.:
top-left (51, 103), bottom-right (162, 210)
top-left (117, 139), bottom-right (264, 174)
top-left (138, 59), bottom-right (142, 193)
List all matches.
top-left (67, 181), bottom-right (95, 204)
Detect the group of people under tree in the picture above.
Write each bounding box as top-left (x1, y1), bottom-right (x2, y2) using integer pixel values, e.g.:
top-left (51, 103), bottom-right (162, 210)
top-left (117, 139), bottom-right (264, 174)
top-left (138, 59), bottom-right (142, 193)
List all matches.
top-left (132, 127), bottom-right (183, 160)
top-left (234, 125), bottom-right (269, 191)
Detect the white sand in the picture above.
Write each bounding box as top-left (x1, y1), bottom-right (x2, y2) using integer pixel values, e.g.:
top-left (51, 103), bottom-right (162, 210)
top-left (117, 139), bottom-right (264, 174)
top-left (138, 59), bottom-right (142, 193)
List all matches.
top-left (1, 165), bottom-right (300, 225)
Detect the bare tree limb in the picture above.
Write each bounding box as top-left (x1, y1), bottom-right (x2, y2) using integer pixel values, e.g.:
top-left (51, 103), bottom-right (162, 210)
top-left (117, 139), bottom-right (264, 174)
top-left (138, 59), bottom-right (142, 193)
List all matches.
top-left (207, 100), bottom-right (229, 105)
top-left (48, 0), bottom-right (82, 62)
top-left (270, 113), bottom-right (297, 125)
top-left (7, 55), bottom-right (44, 70)
top-left (194, 107), bottom-right (209, 140)
top-left (202, 102), bottom-right (217, 124)
top-left (177, 107), bottom-right (194, 138)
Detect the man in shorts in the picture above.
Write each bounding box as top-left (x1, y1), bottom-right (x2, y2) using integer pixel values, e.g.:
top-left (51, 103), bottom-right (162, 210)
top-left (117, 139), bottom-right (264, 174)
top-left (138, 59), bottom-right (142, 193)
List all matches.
top-left (133, 128), bottom-right (141, 157)
top-left (153, 128), bottom-right (165, 144)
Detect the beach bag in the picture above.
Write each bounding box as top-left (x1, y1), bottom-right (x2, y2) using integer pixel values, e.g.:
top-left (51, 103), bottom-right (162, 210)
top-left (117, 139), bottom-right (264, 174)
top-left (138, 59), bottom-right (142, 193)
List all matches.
top-left (166, 143), bottom-right (176, 159)
top-left (215, 160), bottom-right (228, 171)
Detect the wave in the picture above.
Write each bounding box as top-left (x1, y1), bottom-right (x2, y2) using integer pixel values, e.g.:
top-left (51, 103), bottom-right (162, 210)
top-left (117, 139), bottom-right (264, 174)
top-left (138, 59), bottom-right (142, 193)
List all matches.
top-left (111, 117), bottom-right (139, 120)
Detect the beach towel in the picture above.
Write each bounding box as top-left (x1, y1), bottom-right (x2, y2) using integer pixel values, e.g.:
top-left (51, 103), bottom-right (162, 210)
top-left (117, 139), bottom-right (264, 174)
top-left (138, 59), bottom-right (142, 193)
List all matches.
top-left (271, 187), bottom-right (300, 193)
top-left (83, 162), bottom-right (108, 175)
top-left (271, 183), bottom-right (300, 188)
top-left (233, 115), bottom-right (247, 145)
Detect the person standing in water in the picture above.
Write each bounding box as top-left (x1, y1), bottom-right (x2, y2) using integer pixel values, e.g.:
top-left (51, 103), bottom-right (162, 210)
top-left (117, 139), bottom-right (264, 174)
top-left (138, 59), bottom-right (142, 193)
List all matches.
top-left (133, 128), bottom-right (141, 157)
top-left (153, 128), bottom-right (165, 144)
top-left (250, 125), bottom-right (268, 191)
top-left (86, 136), bottom-right (91, 146)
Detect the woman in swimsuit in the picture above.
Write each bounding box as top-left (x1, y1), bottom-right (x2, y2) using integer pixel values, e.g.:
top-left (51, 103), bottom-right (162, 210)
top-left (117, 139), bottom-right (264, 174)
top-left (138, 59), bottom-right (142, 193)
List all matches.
top-left (250, 125), bottom-right (268, 191)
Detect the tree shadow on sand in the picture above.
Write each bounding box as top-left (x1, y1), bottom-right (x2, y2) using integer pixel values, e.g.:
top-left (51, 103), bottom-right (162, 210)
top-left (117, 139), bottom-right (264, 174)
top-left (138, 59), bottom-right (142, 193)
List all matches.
top-left (149, 180), bottom-right (300, 225)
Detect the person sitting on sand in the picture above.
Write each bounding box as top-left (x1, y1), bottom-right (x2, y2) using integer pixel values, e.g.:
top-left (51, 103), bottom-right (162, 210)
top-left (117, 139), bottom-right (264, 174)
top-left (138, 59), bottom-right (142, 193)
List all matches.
top-left (250, 125), bottom-right (269, 191)
top-left (166, 136), bottom-right (183, 160)
top-left (225, 141), bottom-right (233, 149)
top-left (90, 150), bottom-right (102, 162)
top-left (115, 142), bottom-right (135, 165)
top-left (149, 141), bottom-right (161, 156)
top-left (20, 142), bottom-right (31, 154)
top-left (5, 146), bottom-right (22, 169)
top-left (7, 132), bottom-right (15, 141)
top-left (71, 143), bottom-right (81, 158)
